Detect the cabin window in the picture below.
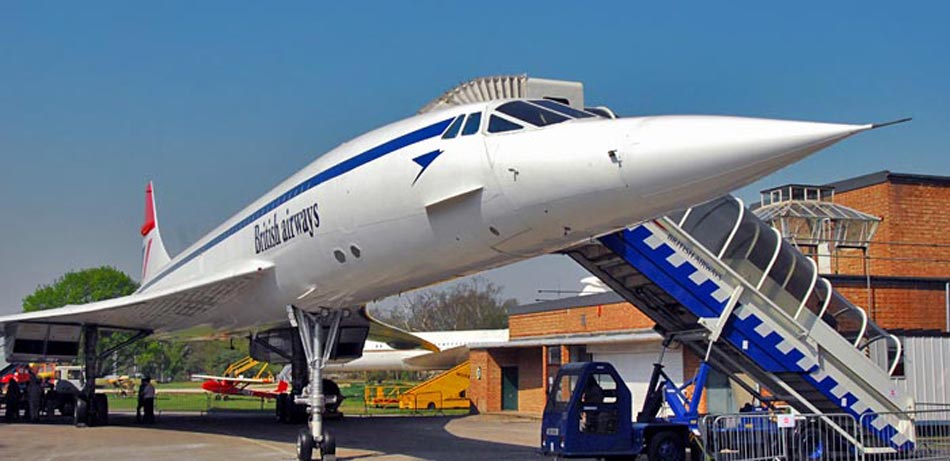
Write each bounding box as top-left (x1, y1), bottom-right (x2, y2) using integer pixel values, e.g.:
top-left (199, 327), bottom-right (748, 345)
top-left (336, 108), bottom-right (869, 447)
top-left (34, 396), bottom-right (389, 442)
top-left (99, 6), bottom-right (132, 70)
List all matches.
top-left (441, 115), bottom-right (465, 139)
top-left (461, 112), bottom-right (482, 136)
top-left (488, 115), bottom-right (523, 133)
top-left (496, 100), bottom-right (569, 127)
top-left (531, 99), bottom-right (595, 119)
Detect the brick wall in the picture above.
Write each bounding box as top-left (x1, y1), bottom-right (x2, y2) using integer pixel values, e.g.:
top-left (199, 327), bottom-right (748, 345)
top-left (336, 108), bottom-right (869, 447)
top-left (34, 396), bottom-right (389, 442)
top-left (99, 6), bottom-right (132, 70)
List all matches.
top-left (510, 302), bottom-right (655, 338)
top-left (833, 181), bottom-right (950, 278)
top-left (826, 179), bottom-right (950, 331)
top-left (835, 282), bottom-right (947, 330)
top-left (468, 347), bottom-right (545, 413)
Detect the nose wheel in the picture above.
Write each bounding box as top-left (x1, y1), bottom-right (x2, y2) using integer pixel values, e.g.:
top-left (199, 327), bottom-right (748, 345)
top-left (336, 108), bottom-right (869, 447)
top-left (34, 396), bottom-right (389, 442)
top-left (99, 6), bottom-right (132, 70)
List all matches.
top-left (288, 305), bottom-right (343, 461)
top-left (297, 428), bottom-right (336, 461)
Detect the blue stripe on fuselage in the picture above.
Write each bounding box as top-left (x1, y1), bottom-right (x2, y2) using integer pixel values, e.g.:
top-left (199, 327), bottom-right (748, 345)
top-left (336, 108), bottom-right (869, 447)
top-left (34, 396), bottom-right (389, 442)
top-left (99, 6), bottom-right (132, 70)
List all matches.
top-left (138, 117), bottom-right (455, 292)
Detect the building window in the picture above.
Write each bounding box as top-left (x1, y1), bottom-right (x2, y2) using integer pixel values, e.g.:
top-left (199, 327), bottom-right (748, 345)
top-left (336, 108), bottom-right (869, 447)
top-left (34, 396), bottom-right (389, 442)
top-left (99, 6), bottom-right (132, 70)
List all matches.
top-left (548, 346), bottom-right (562, 366)
top-left (569, 345), bottom-right (592, 363)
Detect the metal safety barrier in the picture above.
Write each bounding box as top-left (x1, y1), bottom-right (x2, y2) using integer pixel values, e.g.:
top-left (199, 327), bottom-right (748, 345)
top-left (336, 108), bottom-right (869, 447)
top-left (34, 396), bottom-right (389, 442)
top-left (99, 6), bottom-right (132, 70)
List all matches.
top-left (700, 412), bottom-right (859, 461)
top-left (699, 409), bottom-right (950, 461)
top-left (859, 408), bottom-right (950, 461)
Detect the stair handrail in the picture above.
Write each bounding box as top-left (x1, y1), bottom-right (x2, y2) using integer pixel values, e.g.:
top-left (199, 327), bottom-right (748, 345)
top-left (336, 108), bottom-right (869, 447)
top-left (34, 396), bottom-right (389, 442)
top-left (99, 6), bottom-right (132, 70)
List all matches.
top-left (816, 278), bottom-right (834, 320)
top-left (861, 333), bottom-right (904, 376)
top-left (794, 258), bottom-right (820, 321)
top-left (887, 334), bottom-right (902, 376)
top-left (756, 227), bottom-right (785, 290)
top-left (718, 197), bottom-right (745, 259)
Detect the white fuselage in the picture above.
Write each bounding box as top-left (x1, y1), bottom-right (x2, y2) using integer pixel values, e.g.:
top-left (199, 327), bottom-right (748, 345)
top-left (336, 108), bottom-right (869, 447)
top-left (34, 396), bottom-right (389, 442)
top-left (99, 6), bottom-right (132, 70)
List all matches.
top-left (135, 99), bottom-right (870, 334)
top-left (325, 329), bottom-right (509, 372)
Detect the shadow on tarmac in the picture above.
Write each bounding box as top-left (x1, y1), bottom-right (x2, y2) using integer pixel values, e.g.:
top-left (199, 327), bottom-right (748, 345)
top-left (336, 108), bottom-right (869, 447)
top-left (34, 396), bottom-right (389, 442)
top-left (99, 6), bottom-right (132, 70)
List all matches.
top-left (6, 410), bottom-right (545, 460)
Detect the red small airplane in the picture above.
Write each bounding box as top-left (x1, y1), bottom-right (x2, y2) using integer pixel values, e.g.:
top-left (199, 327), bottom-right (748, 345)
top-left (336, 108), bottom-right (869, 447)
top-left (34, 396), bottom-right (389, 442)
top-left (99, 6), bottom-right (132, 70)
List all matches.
top-left (193, 356), bottom-right (289, 399)
top-left (196, 374), bottom-right (289, 399)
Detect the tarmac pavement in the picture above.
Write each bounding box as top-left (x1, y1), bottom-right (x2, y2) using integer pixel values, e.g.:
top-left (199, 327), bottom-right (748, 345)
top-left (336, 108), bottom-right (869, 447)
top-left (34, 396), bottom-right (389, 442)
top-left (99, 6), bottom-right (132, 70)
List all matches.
top-left (0, 411), bottom-right (547, 461)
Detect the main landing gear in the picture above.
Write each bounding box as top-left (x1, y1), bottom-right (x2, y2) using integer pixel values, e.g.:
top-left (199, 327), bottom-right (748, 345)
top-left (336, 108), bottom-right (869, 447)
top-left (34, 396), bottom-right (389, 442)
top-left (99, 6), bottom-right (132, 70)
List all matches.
top-left (288, 305), bottom-right (341, 461)
top-left (75, 326), bottom-right (149, 427)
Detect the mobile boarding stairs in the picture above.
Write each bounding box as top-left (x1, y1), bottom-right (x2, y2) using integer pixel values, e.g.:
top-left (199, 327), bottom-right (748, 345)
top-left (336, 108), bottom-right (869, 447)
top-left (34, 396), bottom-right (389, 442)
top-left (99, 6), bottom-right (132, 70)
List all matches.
top-left (567, 195), bottom-right (915, 455)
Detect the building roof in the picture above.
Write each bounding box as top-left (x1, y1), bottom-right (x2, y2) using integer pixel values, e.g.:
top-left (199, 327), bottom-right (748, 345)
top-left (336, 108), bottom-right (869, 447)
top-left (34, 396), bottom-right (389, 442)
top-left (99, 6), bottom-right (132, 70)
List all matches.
top-left (468, 328), bottom-right (660, 349)
top-left (508, 291), bottom-right (624, 316)
top-left (825, 171), bottom-right (950, 193)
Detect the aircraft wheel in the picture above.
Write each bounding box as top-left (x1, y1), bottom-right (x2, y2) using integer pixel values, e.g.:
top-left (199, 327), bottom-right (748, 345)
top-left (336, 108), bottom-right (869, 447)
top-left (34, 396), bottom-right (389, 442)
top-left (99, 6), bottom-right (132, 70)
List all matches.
top-left (319, 432), bottom-right (336, 461)
top-left (296, 428), bottom-right (314, 461)
top-left (92, 394), bottom-right (109, 426)
top-left (62, 398), bottom-right (75, 417)
top-left (649, 431), bottom-right (685, 461)
top-left (74, 398), bottom-right (88, 427)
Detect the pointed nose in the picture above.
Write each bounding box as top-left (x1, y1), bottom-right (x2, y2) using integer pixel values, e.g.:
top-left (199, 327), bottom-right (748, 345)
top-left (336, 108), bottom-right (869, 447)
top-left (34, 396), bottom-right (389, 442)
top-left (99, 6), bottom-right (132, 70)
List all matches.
top-left (620, 115), bottom-right (871, 212)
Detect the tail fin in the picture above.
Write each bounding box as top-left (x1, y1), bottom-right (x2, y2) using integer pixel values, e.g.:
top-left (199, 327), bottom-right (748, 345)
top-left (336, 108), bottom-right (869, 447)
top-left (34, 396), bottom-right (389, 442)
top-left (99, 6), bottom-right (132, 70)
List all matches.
top-left (141, 181), bottom-right (172, 284)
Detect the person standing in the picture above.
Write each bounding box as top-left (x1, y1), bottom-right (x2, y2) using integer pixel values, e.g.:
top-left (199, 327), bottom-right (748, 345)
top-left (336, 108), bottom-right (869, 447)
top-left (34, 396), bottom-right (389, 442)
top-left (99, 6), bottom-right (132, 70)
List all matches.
top-left (136, 378), bottom-right (145, 423)
top-left (26, 370), bottom-right (42, 422)
top-left (141, 377), bottom-right (156, 424)
top-left (4, 379), bottom-right (20, 422)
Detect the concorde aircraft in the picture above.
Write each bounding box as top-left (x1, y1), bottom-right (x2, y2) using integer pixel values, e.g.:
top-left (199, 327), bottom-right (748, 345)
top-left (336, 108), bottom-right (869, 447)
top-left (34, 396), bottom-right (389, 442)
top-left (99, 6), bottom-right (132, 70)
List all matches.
top-left (0, 76), bottom-right (903, 461)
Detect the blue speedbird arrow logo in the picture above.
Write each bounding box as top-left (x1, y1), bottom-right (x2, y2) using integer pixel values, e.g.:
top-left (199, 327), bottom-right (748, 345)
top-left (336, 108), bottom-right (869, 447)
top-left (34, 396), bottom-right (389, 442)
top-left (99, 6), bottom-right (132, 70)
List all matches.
top-left (411, 149), bottom-right (444, 185)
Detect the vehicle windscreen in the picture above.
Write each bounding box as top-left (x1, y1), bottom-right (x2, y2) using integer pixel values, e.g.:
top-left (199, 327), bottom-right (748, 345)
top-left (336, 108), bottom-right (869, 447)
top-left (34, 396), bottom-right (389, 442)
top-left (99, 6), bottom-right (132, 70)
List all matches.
top-left (549, 372), bottom-right (579, 411)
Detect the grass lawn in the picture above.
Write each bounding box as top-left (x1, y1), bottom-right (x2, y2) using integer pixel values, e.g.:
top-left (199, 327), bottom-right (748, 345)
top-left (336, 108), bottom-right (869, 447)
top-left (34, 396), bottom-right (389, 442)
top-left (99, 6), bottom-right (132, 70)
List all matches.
top-left (105, 379), bottom-right (469, 416)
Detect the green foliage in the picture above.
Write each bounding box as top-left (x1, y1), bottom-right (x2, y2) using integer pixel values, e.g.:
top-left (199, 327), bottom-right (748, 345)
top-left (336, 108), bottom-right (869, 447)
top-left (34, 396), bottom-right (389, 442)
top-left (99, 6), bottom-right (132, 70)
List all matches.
top-left (22, 266), bottom-right (139, 312)
top-left (374, 277), bottom-right (513, 331)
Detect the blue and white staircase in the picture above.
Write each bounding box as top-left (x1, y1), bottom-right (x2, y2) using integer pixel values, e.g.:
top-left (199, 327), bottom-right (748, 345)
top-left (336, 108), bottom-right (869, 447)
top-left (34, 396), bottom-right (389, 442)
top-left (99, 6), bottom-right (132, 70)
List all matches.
top-left (566, 196), bottom-right (915, 452)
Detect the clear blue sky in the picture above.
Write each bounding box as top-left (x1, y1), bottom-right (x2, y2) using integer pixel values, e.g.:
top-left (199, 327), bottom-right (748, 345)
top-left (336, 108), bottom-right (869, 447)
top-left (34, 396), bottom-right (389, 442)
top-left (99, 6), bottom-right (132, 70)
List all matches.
top-left (1, 1), bottom-right (947, 313)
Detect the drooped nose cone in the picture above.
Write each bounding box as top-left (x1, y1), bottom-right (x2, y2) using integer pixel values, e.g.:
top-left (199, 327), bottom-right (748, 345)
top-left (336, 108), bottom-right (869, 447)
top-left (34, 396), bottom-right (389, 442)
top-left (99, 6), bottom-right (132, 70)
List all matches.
top-left (619, 115), bottom-right (871, 214)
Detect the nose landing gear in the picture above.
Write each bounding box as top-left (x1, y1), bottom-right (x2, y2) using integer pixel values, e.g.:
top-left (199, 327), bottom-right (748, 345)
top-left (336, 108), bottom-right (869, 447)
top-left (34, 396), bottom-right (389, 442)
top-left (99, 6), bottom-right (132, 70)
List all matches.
top-left (288, 305), bottom-right (342, 461)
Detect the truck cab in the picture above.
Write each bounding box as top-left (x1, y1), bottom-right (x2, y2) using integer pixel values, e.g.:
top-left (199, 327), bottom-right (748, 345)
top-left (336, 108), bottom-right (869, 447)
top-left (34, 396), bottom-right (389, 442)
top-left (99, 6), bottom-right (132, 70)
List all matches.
top-left (540, 362), bottom-right (689, 461)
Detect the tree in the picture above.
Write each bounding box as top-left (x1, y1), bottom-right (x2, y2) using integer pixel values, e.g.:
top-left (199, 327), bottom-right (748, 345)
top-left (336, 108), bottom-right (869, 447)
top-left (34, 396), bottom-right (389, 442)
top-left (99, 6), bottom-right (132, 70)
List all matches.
top-left (22, 266), bottom-right (139, 312)
top-left (376, 277), bottom-right (514, 331)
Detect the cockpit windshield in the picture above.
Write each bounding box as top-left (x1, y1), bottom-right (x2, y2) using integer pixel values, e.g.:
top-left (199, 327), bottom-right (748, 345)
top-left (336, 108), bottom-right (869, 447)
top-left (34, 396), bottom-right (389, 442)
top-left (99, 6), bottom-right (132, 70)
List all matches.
top-left (529, 99), bottom-right (596, 119)
top-left (496, 101), bottom-right (569, 127)
top-left (487, 99), bottom-right (601, 135)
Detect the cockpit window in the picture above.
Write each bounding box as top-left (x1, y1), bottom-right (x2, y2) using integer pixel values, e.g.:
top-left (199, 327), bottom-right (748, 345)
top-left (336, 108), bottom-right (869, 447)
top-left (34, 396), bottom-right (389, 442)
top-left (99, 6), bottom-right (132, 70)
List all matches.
top-left (461, 112), bottom-right (481, 136)
top-left (442, 115), bottom-right (465, 139)
top-left (488, 115), bottom-right (523, 133)
top-left (531, 99), bottom-right (596, 119)
top-left (496, 101), bottom-right (569, 127)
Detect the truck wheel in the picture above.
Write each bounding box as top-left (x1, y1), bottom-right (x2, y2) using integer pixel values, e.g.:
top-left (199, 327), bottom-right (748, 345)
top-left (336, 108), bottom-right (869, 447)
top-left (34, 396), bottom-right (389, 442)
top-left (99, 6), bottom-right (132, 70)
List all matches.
top-left (649, 431), bottom-right (685, 461)
top-left (296, 428), bottom-right (314, 461)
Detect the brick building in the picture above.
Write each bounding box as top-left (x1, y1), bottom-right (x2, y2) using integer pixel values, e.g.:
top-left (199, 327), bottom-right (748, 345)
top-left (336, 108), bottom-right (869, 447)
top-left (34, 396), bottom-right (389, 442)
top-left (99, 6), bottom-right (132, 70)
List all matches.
top-left (823, 171), bottom-right (950, 332)
top-left (467, 293), bottom-right (749, 416)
